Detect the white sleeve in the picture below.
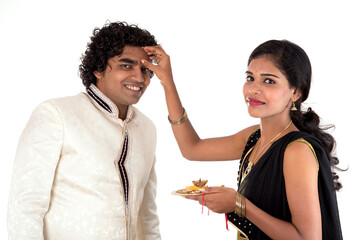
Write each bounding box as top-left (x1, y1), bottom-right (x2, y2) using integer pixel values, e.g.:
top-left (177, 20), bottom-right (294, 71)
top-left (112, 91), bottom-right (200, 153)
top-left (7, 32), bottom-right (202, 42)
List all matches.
top-left (135, 156), bottom-right (161, 240)
top-left (7, 102), bottom-right (63, 240)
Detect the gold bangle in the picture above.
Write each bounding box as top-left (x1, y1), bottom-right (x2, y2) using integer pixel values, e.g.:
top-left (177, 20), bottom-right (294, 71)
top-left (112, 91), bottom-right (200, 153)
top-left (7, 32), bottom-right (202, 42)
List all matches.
top-left (235, 192), bottom-right (246, 217)
top-left (168, 108), bottom-right (188, 125)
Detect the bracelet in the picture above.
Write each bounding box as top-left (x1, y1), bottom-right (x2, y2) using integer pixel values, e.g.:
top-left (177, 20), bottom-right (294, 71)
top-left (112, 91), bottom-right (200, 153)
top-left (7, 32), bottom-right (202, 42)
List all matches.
top-left (235, 192), bottom-right (246, 217)
top-left (168, 108), bottom-right (188, 125)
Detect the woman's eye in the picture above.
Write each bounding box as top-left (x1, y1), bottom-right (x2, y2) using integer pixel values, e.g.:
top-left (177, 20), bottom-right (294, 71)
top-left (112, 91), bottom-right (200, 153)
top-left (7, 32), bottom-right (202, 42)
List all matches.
top-left (246, 76), bottom-right (254, 81)
top-left (264, 78), bottom-right (275, 84)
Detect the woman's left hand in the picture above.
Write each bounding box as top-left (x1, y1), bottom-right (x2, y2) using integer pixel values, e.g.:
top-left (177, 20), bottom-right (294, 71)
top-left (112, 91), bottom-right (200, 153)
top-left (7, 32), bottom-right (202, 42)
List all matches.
top-left (186, 187), bottom-right (237, 213)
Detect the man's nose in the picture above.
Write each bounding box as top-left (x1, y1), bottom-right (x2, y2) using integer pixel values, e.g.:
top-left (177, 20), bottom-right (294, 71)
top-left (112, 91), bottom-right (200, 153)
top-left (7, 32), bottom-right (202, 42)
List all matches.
top-left (131, 67), bottom-right (145, 82)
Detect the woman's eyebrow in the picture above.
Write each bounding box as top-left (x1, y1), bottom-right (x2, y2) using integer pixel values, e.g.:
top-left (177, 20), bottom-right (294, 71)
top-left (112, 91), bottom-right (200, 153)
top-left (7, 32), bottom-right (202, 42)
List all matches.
top-left (261, 73), bottom-right (280, 78)
top-left (245, 71), bottom-right (279, 79)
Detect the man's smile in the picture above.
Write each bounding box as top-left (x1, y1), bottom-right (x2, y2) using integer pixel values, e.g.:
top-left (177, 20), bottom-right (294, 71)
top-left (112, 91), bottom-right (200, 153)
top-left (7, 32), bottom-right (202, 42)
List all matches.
top-left (125, 84), bottom-right (143, 92)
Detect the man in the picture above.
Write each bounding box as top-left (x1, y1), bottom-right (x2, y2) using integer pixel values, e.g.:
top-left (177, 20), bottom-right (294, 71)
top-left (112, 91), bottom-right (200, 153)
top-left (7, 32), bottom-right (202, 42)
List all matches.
top-left (8, 21), bottom-right (161, 240)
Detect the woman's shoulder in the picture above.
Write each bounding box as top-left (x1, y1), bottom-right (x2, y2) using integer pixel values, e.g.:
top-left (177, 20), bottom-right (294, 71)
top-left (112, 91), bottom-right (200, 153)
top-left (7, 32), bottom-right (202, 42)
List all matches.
top-left (283, 131), bottom-right (321, 169)
top-left (243, 125), bottom-right (261, 139)
top-left (271, 131), bottom-right (322, 159)
top-left (233, 125), bottom-right (261, 156)
top-left (283, 131), bottom-right (322, 148)
top-left (231, 125), bottom-right (260, 145)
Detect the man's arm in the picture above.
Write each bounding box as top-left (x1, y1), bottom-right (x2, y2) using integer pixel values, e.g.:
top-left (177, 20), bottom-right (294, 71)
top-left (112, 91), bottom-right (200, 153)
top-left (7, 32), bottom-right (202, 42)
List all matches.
top-left (135, 157), bottom-right (161, 240)
top-left (8, 102), bottom-right (63, 240)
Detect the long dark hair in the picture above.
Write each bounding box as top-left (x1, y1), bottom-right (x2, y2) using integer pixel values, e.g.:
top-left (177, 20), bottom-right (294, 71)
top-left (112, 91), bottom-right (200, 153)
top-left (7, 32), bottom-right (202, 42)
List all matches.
top-left (248, 40), bottom-right (342, 190)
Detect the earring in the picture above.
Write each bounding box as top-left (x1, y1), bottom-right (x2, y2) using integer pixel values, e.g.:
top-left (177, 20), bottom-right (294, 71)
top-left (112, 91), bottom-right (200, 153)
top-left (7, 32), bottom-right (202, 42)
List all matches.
top-left (291, 101), bottom-right (297, 111)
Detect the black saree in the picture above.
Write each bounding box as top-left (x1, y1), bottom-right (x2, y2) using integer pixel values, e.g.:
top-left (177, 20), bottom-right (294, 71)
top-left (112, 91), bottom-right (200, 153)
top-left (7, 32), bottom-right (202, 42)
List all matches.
top-left (226, 130), bottom-right (342, 240)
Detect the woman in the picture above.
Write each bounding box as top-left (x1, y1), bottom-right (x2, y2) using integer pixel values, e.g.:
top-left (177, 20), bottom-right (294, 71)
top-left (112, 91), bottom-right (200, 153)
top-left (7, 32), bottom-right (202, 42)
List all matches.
top-left (141, 40), bottom-right (342, 239)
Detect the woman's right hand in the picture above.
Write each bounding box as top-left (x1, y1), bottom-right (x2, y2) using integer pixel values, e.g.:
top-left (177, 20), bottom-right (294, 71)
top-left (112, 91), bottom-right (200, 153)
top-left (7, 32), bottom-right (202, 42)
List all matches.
top-left (141, 45), bottom-right (174, 88)
top-left (141, 45), bottom-right (252, 162)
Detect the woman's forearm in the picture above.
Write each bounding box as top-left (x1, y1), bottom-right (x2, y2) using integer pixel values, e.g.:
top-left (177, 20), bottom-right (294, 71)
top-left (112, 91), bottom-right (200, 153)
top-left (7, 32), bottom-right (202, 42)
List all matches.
top-left (162, 78), bottom-right (203, 160)
top-left (245, 199), bottom-right (320, 240)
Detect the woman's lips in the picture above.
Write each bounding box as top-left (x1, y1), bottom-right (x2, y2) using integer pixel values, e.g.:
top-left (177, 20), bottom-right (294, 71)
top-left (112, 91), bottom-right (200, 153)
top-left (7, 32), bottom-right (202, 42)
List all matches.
top-left (247, 97), bottom-right (265, 106)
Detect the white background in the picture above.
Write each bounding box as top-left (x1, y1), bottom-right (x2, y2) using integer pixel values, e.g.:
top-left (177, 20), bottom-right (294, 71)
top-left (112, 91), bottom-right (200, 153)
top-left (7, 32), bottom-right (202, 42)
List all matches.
top-left (1, 0), bottom-right (359, 239)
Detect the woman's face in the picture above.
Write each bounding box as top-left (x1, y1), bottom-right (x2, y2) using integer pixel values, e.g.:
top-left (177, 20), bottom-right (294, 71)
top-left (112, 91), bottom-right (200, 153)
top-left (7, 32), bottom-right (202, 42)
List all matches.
top-left (243, 56), bottom-right (298, 120)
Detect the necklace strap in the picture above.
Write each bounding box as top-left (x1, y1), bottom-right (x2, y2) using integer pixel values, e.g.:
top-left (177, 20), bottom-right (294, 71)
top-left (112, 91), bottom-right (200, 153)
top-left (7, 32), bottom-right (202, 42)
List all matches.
top-left (250, 120), bottom-right (293, 165)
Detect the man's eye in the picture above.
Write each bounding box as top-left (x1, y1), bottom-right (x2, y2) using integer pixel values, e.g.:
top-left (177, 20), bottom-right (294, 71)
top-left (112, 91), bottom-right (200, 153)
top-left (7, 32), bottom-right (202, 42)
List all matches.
top-left (120, 64), bottom-right (131, 69)
top-left (142, 67), bottom-right (154, 78)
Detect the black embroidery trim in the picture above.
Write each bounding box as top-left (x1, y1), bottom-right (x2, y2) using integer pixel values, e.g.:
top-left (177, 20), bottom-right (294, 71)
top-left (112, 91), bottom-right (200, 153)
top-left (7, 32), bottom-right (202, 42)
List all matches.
top-left (227, 129), bottom-right (260, 239)
top-left (237, 129), bottom-right (261, 186)
top-left (86, 87), bottom-right (112, 113)
top-left (118, 133), bottom-right (129, 204)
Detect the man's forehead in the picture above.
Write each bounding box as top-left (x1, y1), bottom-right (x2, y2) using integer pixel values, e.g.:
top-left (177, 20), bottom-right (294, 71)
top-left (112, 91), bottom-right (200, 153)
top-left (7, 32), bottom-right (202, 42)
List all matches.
top-left (116, 45), bottom-right (149, 60)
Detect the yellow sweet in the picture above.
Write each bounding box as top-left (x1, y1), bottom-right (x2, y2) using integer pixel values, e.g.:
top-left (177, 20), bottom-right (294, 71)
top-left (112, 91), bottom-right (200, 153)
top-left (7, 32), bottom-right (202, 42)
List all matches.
top-left (185, 185), bottom-right (200, 191)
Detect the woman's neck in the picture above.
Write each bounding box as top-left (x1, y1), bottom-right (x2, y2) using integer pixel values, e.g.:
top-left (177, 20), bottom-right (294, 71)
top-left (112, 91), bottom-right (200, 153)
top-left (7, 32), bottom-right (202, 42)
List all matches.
top-left (259, 116), bottom-right (297, 143)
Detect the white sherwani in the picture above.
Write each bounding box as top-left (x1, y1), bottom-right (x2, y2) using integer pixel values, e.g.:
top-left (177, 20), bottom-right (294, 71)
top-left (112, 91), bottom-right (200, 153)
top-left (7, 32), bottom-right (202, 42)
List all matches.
top-left (8, 84), bottom-right (161, 240)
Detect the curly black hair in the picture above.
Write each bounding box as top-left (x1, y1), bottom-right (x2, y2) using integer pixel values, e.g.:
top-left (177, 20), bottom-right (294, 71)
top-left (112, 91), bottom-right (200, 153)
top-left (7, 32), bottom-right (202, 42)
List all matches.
top-left (79, 21), bottom-right (157, 87)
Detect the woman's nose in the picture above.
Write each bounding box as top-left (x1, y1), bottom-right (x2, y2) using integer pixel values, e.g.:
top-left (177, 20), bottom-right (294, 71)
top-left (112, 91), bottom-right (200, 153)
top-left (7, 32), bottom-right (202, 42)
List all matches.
top-left (248, 83), bottom-right (261, 94)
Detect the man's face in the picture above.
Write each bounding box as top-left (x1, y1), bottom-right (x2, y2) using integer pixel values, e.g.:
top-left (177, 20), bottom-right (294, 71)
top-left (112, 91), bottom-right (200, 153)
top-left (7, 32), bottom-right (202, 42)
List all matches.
top-left (94, 45), bottom-right (152, 116)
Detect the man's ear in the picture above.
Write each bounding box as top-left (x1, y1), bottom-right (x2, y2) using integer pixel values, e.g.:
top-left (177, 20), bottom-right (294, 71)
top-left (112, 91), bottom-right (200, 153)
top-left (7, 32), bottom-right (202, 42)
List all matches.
top-left (93, 71), bottom-right (103, 80)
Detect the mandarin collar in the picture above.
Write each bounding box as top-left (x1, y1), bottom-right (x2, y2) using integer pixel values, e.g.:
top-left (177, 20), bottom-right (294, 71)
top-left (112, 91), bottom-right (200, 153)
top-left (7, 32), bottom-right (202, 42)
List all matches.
top-left (86, 84), bottom-right (133, 124)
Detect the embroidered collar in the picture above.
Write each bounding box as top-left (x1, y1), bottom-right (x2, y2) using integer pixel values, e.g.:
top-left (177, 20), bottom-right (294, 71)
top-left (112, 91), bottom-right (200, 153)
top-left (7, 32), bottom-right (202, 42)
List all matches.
top-left (86, 84), bottom-right (133, 123)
